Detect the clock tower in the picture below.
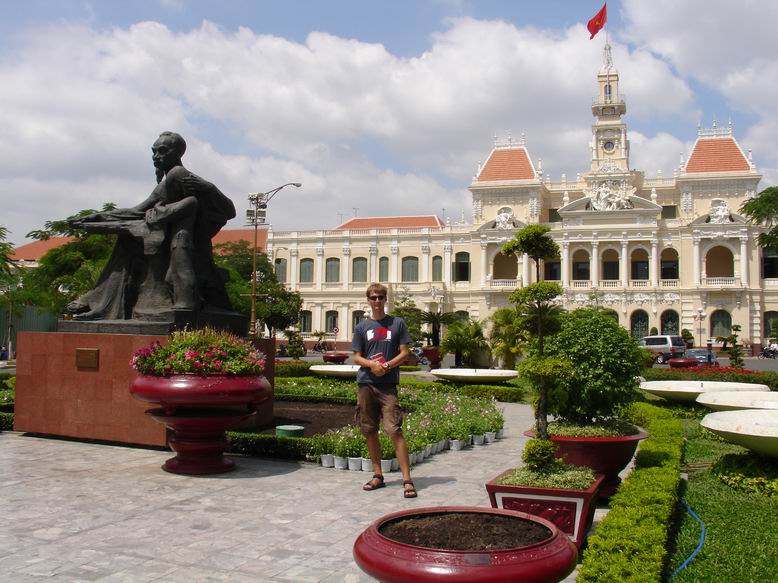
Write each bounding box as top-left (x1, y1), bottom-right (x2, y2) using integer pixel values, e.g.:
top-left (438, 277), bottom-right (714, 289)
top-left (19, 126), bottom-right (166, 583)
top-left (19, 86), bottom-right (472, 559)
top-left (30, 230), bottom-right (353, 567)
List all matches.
top-left (590, 43), bottom-right (630, 173)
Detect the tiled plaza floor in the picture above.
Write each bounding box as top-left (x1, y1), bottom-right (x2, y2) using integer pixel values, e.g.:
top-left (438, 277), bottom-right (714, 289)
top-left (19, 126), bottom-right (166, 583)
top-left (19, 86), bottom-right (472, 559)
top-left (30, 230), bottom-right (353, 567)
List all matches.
top-left (0, 402), bottom-right (589, 582)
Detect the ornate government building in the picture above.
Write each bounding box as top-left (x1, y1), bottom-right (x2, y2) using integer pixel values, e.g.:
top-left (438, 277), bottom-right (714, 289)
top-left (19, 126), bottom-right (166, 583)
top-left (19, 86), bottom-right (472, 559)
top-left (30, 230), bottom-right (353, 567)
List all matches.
top-left (268, 45), bottom-right (772, 352)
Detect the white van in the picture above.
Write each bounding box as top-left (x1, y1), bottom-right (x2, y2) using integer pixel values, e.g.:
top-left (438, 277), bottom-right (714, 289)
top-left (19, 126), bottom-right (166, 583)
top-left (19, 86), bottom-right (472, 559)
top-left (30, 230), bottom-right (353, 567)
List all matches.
top-left (639, 335), bottom-right (686, 364)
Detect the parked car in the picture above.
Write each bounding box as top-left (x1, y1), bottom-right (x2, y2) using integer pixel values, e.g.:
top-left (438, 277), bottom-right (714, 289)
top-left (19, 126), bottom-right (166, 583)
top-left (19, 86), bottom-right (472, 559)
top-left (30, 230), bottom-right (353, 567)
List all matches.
top-left (685, 348), bottom-right (719, 366)
top-left (639, 335), bottom-right (686, 364)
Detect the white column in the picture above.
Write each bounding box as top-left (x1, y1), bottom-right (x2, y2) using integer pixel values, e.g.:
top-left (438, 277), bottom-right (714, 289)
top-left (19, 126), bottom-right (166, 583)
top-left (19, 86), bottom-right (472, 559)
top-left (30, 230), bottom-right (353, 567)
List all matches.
top-left (342, 247), bottom-right (350, 290)
top-left (591, 242), bottom-right (599, 288)
top-left (561, 242), bottom-right (570, 289)
top-left (369, 246), bottom-right (378, 282)
top-left (741, 235), bottom-right (749, 287)
top-left (522, 253), bottom-right (530, 285)
top-left (289, 248), bottom-right (299, 291)
top-left (480, 241), bottom-right (488, 287)
top-left (421, 245), bottom-right (430, 284)
top-left (313, 304), bottom-right (322, 333)
top-left (316, 246), bottom-right (324, 290)
top-left (650, 238), bottom-right (659, 288)
top-left (390, 243), bottom-right (399, 283)
top-left (620, 240), bottom-right (628, 288)
top-left (693, 237), bottom-right (701, 286)
top-left (339, 304), bottom-right (349, 341)
top-left (444, 244), bottom-right (452, 286)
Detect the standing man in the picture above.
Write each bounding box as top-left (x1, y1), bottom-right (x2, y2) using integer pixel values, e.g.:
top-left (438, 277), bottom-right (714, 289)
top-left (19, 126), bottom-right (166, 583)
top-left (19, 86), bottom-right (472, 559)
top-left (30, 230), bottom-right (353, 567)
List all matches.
top-left (352, 283), bottom-right (417, 498)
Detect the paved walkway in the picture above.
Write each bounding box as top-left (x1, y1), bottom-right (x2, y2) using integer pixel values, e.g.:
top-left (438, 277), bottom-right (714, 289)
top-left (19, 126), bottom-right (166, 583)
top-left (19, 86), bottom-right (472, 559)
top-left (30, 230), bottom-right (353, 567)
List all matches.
top-left (0, 403), bottom-right (587, 582)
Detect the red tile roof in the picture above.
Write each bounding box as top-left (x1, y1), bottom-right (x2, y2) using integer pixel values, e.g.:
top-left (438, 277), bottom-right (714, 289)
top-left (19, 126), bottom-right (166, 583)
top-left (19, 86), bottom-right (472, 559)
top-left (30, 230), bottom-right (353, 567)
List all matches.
top-left (476, 147), bottom-right (536, 181)
top-left (335, 216), bottom-right (444, 230)
top-left (11, 230), bottom-right (264, 262)
top-left (685, 137), bottom-right (751, 173)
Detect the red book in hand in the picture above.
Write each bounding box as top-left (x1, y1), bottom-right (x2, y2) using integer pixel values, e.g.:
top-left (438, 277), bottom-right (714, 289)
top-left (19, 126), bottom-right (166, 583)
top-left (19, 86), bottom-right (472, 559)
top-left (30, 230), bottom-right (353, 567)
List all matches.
top-left (370, 353), bottom-right (386, 365)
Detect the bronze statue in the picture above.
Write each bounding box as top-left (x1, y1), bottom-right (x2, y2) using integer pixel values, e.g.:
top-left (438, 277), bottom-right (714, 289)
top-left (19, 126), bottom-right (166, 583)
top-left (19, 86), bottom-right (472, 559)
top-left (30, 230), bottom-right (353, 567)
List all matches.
top-left (67, 132), bottom-right (236, 322)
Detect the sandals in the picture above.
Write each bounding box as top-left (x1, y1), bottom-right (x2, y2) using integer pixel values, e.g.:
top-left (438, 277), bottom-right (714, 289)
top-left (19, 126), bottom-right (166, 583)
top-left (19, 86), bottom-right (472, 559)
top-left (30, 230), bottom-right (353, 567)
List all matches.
top-left (363, 474), bottom-right (386, 491)
top-left (403, 480), bottom-right (418, 498)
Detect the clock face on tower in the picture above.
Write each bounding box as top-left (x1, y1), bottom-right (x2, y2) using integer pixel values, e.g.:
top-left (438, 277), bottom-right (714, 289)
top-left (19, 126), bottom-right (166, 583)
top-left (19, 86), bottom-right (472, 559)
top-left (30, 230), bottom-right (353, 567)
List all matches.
top-left (603, 140), bottom-right (615, 153)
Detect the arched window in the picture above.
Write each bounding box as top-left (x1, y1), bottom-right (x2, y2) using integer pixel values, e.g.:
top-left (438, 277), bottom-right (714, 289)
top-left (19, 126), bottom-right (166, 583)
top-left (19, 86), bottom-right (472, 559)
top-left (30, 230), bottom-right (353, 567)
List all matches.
top-left (765, 311), bottom-right (778, 340)
top-left (378, 256), bottom-right (389, 282)
top-left (453, 252), bottom-right (470, 282)
top-left (325, 258), bottom-right (340, 283)
top-left (660, 310), bottom-right (679, 335)
top-left (352, 257), bottom-right (368, 283)
top-left (631, 249), bottom-right (649, 280)
top-left (401, 257), bottom-right (419, 282)
top-left (601, 249), bottom-right (619, 280)
top-left (432, 255), bottom-right (443, 281)
top-left (299, 258), bottom-right (314, 283)
top-left (710, 310), bottom-right (732, 338)
top-left (604, 83), bottom-right (612, 101)
top-left (630, 310), bottom-right (649, 340)
top-left (493, 253), bottom-right (518, 280)
top-left (454, 310), bottom-right (470, 321)
top-left (706, 247), bottom-right (734, 278)
top-left (325, 310), bottom-right (339, 333)
top-left (543, 259), bottom-right (561, 281)
top-left (299, 310), bottom-right (312, 333)
top-left (274, 258), bottom-right (287, 283)
top-left (661, 248), bottom-right (679, 280)
top-left (352, 310), bottom-right (365, 332)
top-left (572, 250), bottom-right (590, 280)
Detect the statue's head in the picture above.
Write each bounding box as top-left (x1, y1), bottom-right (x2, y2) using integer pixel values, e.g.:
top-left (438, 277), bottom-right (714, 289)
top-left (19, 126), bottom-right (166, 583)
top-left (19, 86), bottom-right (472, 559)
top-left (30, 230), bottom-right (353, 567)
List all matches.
top-left (152, 131), bottom-right (186, 173)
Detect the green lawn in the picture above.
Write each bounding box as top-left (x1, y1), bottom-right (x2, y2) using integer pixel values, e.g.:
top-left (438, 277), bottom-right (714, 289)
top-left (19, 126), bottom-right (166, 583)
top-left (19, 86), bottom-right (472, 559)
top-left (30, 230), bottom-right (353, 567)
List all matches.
top-left (669, 420), bottom-right (778, 582)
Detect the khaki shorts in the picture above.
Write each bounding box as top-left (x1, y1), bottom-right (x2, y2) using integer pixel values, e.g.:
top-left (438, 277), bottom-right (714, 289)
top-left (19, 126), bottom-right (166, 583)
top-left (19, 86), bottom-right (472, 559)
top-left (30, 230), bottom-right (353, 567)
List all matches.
top-left (356, 384), bottom-right (403, 437)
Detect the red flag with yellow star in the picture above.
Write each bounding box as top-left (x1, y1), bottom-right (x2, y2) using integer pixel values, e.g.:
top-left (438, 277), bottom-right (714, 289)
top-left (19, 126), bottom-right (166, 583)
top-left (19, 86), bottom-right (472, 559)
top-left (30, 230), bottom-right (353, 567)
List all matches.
top-left (587, 3), bottom-right (607, 39)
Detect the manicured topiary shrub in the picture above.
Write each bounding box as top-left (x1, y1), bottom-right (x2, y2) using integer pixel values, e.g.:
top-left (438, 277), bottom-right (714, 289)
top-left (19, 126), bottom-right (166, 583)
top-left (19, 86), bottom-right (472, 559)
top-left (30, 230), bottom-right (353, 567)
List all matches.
top-left (274, 360), bottom-right (322, 377)
top-left (545, 308), bottom-right (644, 424)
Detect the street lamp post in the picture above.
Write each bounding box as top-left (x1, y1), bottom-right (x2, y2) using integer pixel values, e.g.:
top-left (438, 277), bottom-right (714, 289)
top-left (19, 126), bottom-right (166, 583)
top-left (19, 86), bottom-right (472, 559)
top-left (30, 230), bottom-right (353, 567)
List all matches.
top-left (693, 308), bottom-right (707, 348)
top-left (247, 182), bottom-right (301, 338)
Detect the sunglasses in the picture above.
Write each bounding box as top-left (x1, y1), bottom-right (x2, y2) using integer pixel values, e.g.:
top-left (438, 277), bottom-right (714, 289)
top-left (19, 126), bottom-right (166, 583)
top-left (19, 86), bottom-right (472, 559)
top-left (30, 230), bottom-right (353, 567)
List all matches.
top-left (368, 295), bottom-right (386, 301)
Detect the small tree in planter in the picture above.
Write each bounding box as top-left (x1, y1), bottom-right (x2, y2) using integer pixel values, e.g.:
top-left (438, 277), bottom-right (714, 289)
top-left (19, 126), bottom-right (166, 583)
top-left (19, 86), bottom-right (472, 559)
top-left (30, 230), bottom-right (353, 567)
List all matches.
top-left (488, 306), bottom-right (526, 369)
top-left (541, 307), bottom-right (647, 497)
top-left (419, 309), bottom-right (457, 368)
top-left (717, 324), bottom-right (745, 369)
top-left (681, 328), bottom-right (694, 348)
top-left (440, 318), bottom-right (489, 367)
top-left (284, 329), bottom-right (306, 359)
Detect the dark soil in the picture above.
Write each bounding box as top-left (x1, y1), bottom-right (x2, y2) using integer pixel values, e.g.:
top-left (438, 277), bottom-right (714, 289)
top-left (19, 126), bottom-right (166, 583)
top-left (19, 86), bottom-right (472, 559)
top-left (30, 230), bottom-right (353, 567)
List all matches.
top-left (259, 401), bottom-right (355, 436)
top-left (379, 512), bottom-right (552, 551)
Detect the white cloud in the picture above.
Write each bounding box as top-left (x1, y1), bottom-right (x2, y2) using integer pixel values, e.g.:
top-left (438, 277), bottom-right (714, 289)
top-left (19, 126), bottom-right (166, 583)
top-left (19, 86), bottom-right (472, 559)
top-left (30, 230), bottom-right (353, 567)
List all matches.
top-left (4, 11), bottom-right (767, 245)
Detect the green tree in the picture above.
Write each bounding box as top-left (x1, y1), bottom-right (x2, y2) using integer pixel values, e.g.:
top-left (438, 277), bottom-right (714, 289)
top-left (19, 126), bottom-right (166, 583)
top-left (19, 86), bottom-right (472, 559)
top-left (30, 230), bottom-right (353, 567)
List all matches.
top-left (389, 288), bottom-right (422, 342)
top-left (740, 186), bottom-right (778, 248)
top-left (213, 240), bottom-right (302, 337)
top-left (284, 329), bottom-right (306, 359)
top-left (488, 306), bottom-right (526, 369)
top-left (717, 324), bottom-right (745, 369)
top-left (420, 309), bottom-right (457, 347)
top-left (502, 225), bottom-right (563, 439)
top-left (0, 225), bottom-right (14, 279)
top-left (440, 318), bottom-right (489, 367)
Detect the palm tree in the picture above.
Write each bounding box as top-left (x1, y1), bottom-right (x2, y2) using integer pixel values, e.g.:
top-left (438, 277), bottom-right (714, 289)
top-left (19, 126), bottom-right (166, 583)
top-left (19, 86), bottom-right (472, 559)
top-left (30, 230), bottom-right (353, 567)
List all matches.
top-left (441, 319), bottom-right (489, 367)
top-left (420, 310), bottom-right (457, 347)
top-left (488, 307), bottom-right (525, 369)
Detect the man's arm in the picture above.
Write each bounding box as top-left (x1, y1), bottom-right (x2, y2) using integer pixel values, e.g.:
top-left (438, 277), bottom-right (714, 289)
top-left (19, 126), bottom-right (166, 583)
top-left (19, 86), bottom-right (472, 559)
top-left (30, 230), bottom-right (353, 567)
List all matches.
top-left (353, 351), bottom-right (387, 377)
top-left (384, 344), bottom-right (410, 370)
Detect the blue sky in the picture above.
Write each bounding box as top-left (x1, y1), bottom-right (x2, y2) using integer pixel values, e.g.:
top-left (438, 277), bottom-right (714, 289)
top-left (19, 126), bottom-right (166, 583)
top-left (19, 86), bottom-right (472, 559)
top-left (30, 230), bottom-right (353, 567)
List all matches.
top-left (2, 0), bottom-right (776, 244)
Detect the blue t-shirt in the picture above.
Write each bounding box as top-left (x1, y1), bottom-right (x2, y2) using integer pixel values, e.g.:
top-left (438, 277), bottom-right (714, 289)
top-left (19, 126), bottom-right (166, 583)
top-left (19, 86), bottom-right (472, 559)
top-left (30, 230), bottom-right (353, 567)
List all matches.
top-left (351, 315), bottom-right (411, 385)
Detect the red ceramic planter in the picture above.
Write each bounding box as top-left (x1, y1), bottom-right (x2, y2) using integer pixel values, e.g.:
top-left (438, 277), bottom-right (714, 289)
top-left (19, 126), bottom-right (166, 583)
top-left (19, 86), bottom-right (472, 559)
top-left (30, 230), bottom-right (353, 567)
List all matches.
top-left (486, 470), bottom-right (605, 548)
top-left (525, 429), bottom-right (648, 498)
top-left (668, 357), bottom-right (699, 368)
top-left (422, 346), bottom-right (442, 369)
top-left (353, 506), bottom-right (577, 583)
top-left (130, 374), bottom-right (272, 475)
top-left (322, 351), bottom-right (349, 363)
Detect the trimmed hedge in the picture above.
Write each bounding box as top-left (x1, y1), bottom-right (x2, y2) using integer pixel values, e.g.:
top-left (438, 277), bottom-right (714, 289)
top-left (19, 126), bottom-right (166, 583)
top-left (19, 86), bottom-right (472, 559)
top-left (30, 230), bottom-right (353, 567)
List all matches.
top-left (577, 403), bottom-right (684, 582)
top-left (227, 432), bottom-right (314, 460)
top-left (0, 411), bottom-right (13, 430)
top-left (401, 379), bottom-right (525, 403)
top-left (274, 360), bottom-right (324, 377)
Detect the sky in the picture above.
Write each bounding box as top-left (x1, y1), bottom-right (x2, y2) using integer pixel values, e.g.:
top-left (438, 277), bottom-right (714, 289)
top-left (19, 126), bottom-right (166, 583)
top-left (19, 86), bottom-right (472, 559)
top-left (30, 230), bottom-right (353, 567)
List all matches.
top-left (2, 0), bottom-right (777, 245)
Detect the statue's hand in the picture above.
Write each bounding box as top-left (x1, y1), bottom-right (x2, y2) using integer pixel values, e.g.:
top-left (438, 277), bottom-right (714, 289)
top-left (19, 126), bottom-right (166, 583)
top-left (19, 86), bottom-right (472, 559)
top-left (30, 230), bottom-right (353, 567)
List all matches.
top-left (145, 204), bottom-right (168, 225)
top-left (71, 212), bottom-right (104, 225)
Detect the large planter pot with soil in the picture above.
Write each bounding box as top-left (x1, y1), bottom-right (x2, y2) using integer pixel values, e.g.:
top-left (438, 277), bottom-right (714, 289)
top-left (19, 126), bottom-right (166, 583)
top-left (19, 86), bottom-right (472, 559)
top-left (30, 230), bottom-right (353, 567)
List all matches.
top-left (525, 429), bottom-right (647, 498)
top-left (130, 374), bottom-right (272, 475)
top-left (353, 506), bottom-right (577, 583)
top-left (486, 470), bottom-right (605, 548)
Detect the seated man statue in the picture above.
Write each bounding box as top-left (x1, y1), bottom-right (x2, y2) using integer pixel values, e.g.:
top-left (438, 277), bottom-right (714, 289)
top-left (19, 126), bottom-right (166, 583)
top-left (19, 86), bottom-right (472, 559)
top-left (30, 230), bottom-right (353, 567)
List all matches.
top-left (67, 132), bottom-right (236, 321)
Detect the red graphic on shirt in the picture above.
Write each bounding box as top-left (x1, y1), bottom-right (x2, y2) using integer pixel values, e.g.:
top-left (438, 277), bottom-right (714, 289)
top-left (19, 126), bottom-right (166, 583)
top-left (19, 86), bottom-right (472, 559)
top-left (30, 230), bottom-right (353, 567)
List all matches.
top-left (367, 327), bottom-right (391, 342)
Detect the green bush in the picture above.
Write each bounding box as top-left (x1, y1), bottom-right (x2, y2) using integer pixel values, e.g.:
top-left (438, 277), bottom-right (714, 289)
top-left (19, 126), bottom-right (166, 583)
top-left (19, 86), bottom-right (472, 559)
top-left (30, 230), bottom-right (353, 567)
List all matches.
top-left (227, 431), bottom-right (314, 459)
top-left (712, 452), bottom-right (778, 497)
top-left (578, 403), bottom-right (684, 582)
top-left (274, 360), bottom-right (323, 377)
top-left (522, 437), bottom-right (558, 471)
top-left (0, 412), bottom-right (14, 430)
top-left (545, 308), bottom-right (644, 423)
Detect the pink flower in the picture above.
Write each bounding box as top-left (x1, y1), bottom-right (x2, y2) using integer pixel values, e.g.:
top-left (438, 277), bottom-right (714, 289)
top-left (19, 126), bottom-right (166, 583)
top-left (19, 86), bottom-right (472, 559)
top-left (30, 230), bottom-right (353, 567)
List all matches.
top-left (184, 351), bottom-right (198, 360)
